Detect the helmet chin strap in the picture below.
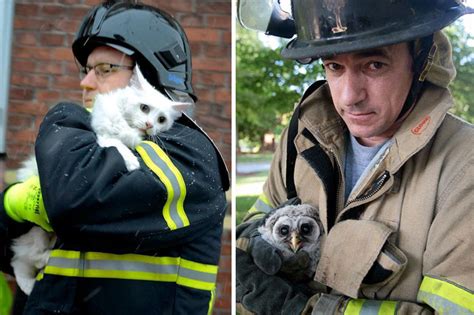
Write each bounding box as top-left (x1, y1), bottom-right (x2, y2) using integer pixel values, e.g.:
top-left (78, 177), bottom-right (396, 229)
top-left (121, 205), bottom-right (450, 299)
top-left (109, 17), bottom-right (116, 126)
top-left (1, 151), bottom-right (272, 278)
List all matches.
top-left (396, 34), bottom-right (437, 122)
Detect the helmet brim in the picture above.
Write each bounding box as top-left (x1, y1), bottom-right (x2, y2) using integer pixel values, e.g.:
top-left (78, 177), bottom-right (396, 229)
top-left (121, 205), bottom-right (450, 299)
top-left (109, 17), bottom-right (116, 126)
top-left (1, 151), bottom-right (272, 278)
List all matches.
top-left (282, 6), bottom-right (465, 61)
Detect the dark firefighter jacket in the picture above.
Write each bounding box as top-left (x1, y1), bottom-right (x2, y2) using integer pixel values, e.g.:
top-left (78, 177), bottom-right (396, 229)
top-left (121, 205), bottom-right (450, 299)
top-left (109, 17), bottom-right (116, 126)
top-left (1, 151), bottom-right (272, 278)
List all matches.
top-left (0, 102), bottom-right (229, 314)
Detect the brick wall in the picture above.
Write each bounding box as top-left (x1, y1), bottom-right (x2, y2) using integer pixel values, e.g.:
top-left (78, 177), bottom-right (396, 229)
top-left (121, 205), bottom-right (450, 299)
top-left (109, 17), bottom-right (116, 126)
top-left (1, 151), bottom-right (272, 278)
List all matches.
top-left (5, 1), bottom-right (231, 313)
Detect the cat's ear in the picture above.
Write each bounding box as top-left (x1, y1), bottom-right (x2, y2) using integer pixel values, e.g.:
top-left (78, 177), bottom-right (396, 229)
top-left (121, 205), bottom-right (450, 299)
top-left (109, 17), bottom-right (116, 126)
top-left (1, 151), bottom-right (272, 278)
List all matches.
top-left (129, 64), bottom-right (154, 91)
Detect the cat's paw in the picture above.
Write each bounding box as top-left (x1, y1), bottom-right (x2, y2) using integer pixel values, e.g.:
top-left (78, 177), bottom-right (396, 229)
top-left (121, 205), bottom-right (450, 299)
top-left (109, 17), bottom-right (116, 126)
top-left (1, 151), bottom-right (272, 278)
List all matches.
top-left (15, 275), bottom-right (36, 295)
top-left (122, 129), bottom-right (143, 149)
top-left (125, 156), bottom-right (140, 171)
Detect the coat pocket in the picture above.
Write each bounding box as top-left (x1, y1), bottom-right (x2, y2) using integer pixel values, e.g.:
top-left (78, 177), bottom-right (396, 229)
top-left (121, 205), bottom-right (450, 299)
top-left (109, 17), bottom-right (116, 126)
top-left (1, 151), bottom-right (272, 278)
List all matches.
top-left (315, 219), bottom-right (406, 299)
top-left (360, 241), bottom-right (407, 299)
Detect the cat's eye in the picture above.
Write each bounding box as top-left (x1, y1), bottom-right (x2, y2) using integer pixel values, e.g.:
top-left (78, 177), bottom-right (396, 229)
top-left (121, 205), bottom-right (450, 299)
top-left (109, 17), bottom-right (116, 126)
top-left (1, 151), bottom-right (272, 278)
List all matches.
top-left (140, 104), bottom-right (150, 113)
top-left (158, 116), bottom-right (167, 124)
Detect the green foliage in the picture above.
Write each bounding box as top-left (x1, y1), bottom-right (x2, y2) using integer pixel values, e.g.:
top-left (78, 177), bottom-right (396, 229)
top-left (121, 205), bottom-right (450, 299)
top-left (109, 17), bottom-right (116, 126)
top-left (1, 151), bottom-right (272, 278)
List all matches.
top-left (236, 25), bottom-right (324, 146)
top-left (444, 22), bottom-right (474, 123)
top-left (236, 195), bottom-right (258, 224)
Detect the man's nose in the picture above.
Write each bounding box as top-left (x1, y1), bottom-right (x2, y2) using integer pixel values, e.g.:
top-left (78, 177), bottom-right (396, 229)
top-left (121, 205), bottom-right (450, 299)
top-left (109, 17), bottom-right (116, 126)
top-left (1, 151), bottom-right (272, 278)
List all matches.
top-left (80, 71), bottom-right (97, 90)
top-left (340, 70), bottom-right (366, 107)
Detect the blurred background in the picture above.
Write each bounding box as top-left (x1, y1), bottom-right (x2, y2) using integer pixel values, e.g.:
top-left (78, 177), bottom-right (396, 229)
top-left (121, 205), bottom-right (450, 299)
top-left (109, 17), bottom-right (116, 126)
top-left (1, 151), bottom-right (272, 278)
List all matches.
top-left (236, 1), bottom-right (474, 224)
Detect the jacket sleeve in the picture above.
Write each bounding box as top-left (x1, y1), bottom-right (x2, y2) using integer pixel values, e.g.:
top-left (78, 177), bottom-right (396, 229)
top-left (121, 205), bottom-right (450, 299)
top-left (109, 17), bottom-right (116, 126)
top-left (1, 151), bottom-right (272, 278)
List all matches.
top-left (302, 295), bottom-right (435, 314)
top-left (0, 190), bottom-right (33, 274)
top-left (35, 102), bottom-right (227, 253)
top-left (418, 149), bottom-right (474, 313)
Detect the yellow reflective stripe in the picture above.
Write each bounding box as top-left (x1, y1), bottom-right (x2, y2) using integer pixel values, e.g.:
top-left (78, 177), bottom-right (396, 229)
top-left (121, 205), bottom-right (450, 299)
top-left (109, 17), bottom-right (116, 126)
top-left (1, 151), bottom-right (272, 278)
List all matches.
top-left (36, 270), bottom-right (44, 281)
top-left (85, 251), bottom-right (179, 265)
top-left (44, 265), bottom-right (179, 282)
top-left (249, 194), bottom-right (273, 214)
top-left (43, 250), bottom-right (217, 292)
top-left (207, 288), bottom-right (216, 315)
top-left (177, 276), bottom-right (215, 291)
top-left (136, 141), bottom-right (189, 230)
top-left (50, 249), bottom-right (80, 259)
top-left (418, 276), bottom-right (474, 313)
top-left (378, 301), bottom-right (397, 314)
top-left (181, 258), bottom-right (219, 274)
top-left (344, 299), bottom-right (397, 315)
top-left (44, 265), bottom-right (82, 278)
top-left (177, 258), bottom-right (218, 291)
top-left (345, 299), bottom-right (364, 314)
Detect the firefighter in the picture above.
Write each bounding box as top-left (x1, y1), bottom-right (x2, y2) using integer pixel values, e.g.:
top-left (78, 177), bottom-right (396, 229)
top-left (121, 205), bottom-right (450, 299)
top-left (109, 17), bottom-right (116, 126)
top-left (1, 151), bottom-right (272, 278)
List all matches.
top-left (0, 1), bottom-right (229, 314)
top-left (237, 0), bottom-right (474, 313)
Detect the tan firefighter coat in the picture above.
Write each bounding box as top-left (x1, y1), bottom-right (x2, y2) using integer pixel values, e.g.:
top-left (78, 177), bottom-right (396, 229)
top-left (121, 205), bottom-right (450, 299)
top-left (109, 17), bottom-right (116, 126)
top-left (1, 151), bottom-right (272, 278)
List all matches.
top-left (244, 31), bottom-right (474, 313)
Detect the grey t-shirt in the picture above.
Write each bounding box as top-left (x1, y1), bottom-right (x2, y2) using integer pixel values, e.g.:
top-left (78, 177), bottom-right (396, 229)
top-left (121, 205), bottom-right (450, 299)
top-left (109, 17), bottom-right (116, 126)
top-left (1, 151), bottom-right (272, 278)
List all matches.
top-left (344, 134), bottom-right (388, 202)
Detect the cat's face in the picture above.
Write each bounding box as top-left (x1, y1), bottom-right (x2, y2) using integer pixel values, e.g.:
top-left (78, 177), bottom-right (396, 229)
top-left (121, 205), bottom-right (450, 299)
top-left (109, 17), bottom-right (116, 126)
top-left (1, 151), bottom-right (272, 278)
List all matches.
top-left (120, 65), bottom-right (191, 136)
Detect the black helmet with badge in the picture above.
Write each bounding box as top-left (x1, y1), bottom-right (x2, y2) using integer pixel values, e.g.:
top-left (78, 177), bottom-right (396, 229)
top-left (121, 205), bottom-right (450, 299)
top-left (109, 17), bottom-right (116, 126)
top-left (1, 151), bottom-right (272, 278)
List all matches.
top-left (73, 1), bottom-right (196, 102)
top-left (238, 0), bottom-right (473, 61)
top-left (238, 0), bottom-right (473, 119)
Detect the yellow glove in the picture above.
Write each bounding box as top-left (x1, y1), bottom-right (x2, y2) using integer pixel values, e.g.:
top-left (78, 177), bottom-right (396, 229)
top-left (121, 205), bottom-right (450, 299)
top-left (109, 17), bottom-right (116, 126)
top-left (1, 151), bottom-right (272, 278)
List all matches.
top-left (4, 176), bottom-right (52, 232)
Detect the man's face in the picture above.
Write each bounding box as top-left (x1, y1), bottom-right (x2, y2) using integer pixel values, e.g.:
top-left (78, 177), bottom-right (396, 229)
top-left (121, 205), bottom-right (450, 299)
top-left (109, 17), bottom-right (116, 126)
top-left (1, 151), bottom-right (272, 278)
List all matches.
top-left (322, 43), bottom-right (413, 146)
top-left (80, 46), bottom-right (134, 108)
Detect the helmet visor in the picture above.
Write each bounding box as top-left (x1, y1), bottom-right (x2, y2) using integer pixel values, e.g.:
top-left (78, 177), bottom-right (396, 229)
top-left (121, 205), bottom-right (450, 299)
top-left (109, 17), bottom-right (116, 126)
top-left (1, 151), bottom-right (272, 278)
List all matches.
top-left (238, 0), bottom-right (295, 38)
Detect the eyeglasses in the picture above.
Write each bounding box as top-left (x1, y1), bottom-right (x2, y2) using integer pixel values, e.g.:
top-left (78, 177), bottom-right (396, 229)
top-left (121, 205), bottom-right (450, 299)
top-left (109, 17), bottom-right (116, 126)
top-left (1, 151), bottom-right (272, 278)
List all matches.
top-left (79, 63), bottom-right (134, 80)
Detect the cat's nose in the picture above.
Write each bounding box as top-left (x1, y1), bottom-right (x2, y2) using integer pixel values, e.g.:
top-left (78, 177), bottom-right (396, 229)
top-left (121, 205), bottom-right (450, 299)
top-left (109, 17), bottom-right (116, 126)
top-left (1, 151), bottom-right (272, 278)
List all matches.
top-left (145, 122), bottom-right (153, 129)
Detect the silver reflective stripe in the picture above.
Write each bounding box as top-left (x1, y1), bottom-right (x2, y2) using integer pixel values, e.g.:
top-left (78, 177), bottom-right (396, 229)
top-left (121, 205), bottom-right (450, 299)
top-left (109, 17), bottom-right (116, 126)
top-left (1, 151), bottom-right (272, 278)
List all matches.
top-left (418, 291), bottom-right (474, 314)
top-left (48, 257), bottom-right (179, 275)
top-left (44, 250), bottom-right (218, 291)
top-left (179, 267), bottom-right (217, 283)
top-left (253, 198), bottom-right (273, 213)
top-left (313, 294), bottom-right (344, 315)
top-left (139, 142), bottom-right (186, 228)
top-left (359, 300), bottom-right (384, 315)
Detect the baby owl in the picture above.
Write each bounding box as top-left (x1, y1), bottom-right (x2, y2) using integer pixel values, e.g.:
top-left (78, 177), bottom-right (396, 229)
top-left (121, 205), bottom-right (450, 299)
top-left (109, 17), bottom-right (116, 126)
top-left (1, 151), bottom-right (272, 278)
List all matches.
top-left (258, 204), bottom-right (323, 278)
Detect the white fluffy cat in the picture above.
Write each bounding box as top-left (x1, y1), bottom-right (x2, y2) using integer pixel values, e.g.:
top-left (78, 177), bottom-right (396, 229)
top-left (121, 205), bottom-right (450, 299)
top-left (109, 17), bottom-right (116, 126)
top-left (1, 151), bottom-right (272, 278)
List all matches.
top-left (11, 64), bottom-right (191, 295)
top-left (91, 64), bottom-right (190, 171)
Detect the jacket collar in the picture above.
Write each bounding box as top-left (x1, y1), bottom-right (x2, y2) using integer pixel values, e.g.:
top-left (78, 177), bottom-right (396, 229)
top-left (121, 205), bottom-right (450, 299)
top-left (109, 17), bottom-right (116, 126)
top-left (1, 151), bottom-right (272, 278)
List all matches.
top-left (385, 85), bottom-right (453, 173)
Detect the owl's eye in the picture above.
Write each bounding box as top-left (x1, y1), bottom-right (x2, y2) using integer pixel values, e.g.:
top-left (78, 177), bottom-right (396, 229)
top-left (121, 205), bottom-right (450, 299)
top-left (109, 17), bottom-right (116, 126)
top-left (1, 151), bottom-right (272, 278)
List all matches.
top-left (300, 223), bottom-right (312, 235)
top-left (140, 104), bottom-right (150, 113)
top-left (279, 225), bottom-right (289, 236)
top-left (158, 116), bottom-right (167, 124)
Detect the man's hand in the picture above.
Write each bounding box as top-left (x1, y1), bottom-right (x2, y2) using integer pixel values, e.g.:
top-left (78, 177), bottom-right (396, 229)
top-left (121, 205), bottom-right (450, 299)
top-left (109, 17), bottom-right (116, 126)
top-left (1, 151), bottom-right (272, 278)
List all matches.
top-left (4, 176), bottom-right (52, 232)
top-left (237, 218), bottom-right (283, 275)
top-left (236, 218), bottom-right (317, 314)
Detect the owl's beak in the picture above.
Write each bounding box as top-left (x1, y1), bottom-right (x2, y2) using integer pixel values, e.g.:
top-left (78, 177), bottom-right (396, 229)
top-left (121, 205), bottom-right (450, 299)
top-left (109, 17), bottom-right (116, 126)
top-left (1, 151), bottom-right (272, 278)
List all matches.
top-left (290, 231), bottom-right (301, 253)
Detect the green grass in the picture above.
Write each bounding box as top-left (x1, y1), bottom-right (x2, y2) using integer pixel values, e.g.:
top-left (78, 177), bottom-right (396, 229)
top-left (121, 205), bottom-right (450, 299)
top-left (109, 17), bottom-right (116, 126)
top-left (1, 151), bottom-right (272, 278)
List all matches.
top-left (236, 195), bottom-right (258, 224)
top-left (236, 152), bottom-right (274, 164)
top-left (236, 152), bottom-right (273, 225)
top-left (236, 170), bottom-right (269, 185)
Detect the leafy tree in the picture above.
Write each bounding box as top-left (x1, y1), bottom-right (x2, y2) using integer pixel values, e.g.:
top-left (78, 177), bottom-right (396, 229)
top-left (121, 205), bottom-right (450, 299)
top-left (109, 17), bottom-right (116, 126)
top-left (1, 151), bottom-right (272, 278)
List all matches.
top-left (236, 25), bottom-right (324, 149)
top-left (445, 21), bottom-right (474, 123)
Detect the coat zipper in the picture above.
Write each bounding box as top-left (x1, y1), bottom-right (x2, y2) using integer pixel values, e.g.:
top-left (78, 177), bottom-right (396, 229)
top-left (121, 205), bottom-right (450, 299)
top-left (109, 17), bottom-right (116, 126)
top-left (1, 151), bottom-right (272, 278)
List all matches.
top-left (346, 171), bottom-right (390, 208)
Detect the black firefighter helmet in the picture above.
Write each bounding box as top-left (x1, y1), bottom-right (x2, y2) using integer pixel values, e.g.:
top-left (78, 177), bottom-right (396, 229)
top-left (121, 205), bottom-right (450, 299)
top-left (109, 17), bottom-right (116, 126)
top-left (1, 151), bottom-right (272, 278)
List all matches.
top-left (73, 1), bottom-right (196, 102)
top-left (238, 0), bottom-right (473, 118)
top-left (238, 0), bottom-right (473, 61)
